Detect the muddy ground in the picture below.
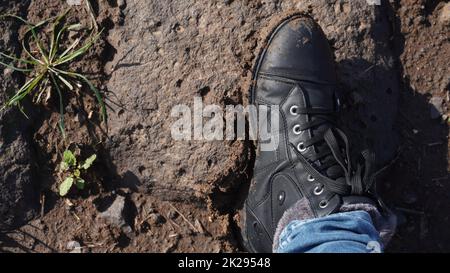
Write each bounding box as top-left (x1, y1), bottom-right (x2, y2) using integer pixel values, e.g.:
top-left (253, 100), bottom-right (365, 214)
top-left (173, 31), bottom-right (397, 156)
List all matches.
top-left (0, 0), bottom-right (449, 253)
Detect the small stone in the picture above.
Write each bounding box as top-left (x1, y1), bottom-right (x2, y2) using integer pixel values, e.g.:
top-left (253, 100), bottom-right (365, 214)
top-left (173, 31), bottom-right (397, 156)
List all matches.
top-left (439, 3), bottom-right (450, 25)
top-left (117, 0), bottom-right (126, 8)
top-left (67, 241), bottom-right (81, 253)
top-left (66, 0), bottom-right (82, 6)
top-left (148, 212), bottom-right (164, 226)
top-left (122, 225), bottom-right (133, 234)
top-left (99, 195), bottom-right (126, 228)
top-left (3, 68), bottom-right (12, 76)
top-left (430, 96), bottom-right (444, 119)
top-left (168, 210), bottom-right (179, 220)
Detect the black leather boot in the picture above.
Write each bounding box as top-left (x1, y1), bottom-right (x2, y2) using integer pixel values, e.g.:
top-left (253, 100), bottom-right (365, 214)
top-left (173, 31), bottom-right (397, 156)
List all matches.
top-left (242, 14), bottom-right (391, 253)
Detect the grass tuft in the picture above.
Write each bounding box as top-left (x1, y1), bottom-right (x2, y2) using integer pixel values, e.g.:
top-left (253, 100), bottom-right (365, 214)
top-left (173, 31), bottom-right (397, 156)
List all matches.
top-left (0, 9), bottom-right (107, 138)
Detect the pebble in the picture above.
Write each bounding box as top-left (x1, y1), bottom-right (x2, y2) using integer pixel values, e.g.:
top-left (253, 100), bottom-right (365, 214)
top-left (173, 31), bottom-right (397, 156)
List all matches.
top-left (148, 212), bottom-right (164, 225)
top-left (430, 96), bottom-right (444, 119)
top-left (118, 0), bottom-right (126, 8)
top-left (168, 210), bottom-right (179, 220)
top-left (99, 195), bottom-right (127, 228)
top-left (67, 241), bottom-right (81, 253)
top-left (439, 2), bottom-right (450, 25)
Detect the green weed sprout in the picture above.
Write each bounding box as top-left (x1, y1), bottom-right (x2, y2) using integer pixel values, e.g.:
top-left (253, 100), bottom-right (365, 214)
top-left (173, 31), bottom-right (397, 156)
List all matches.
top-left (0, 10), bottom-right (106, 138)
top-left (59, 149), bottom-right (96, 196)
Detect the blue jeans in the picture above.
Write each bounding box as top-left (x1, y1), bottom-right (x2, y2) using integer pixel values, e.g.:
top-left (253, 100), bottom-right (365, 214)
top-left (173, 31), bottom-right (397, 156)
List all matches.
top-left (276, 211), bottom-right (383, 253)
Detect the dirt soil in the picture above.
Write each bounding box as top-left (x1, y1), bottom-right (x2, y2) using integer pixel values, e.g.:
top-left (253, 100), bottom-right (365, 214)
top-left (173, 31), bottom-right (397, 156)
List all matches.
top-left (0, 0), bottom-right (449, 253)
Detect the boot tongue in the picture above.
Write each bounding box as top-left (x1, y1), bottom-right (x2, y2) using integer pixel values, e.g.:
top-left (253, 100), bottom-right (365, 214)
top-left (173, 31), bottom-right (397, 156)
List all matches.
top-left (325, 164), bottom-right (344, 179)
top-left (300, 82), bottom-right (346, 183)
top-left (300, 83), bottom-right (336, 162)
top-left (301, 81), bottom-right (336, 111)
top-left (306, 117), bottom-right (346, 183)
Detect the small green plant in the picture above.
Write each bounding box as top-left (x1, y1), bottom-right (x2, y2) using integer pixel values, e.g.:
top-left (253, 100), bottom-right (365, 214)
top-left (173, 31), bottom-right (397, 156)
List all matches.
top-left (0, 10), bottom-right (106, 138)
top-left (59, 149), bottom-right (96, 196)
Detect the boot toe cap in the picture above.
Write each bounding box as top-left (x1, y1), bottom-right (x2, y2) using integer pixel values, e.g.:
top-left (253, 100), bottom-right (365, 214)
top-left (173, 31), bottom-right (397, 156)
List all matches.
top-left (259, 16), bottom-right (337, 84)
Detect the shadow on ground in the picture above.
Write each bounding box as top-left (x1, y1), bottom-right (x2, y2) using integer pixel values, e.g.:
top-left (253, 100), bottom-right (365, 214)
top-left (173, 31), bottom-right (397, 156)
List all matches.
top-left (379, 0), bottom-right (449, 253)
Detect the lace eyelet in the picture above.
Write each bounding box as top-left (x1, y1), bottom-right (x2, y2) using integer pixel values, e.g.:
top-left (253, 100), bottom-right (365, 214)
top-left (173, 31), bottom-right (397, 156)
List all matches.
top-left (290, 105), bottom-right (299, 116)
top-left (319, 200), bottom-right (328, 209)
top-left (297, 142), bottom-right (307, 153)
top-left (307, 175), bottom-right (315, 182)
top-left (313, 185), bottom-right (324, 196)
top-left (293, 125), bottom-right (302, 135)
